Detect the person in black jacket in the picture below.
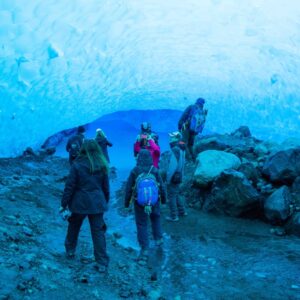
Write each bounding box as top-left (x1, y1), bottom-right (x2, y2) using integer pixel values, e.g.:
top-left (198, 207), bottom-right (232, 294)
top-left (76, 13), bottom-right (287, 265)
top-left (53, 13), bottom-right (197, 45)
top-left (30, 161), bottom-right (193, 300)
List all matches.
top-left (95, 128), bottom-right (113, 163)
top-left (66, 126), bottom-right (85, 165)
top-left (60, 139), bottom-right (110, 273)
top-left (124, 149), bottom-right (167, 260)
top-left (178, 98), bottom-right (208, 161)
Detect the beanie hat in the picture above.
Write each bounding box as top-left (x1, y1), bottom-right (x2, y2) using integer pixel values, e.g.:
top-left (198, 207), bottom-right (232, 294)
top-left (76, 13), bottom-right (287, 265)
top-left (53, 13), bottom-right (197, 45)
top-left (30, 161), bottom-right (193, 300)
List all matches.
top-left (77, 126), bottom-right (85, 134)
top-left (196, 98), bottom-right (205, 105)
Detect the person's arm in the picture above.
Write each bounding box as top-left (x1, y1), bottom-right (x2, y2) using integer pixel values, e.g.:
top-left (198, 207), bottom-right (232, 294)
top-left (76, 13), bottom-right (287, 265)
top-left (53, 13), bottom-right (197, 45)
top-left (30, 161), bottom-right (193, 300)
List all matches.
top-left (124, 170), bottom-right (136, 208)
top-left (61, 164), bottom-right (77, 208)
top-left (106, 139), bottom-right (113, 147)
top-left (134, 141), bottom-right (141, 157)
top-left (178, 106), bottom-right (192, 131)
top-left (102, 173), bottom-right (110, 203)
top-left (148, 139), bottom-right (160, 154)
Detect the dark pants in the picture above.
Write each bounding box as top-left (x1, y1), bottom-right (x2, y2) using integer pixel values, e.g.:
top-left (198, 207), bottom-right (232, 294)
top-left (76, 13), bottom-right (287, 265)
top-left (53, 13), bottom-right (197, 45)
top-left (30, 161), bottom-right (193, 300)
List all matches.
top-left (168, 183), bottom-right (186, 218)
top-left (134, 203), bottom-right (163, 250)
top-left (68, 154), bottom-right (77, 165)
top-left (182, 129), bottom-right (196, 160)
top-left (65, 213), bottom-right (109, 266)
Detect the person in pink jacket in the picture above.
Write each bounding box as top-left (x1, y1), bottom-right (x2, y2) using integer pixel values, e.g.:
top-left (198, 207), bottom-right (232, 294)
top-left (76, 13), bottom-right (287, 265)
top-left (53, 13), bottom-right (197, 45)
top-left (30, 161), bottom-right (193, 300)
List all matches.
top-left (134, 134), bottom-right (161, 168)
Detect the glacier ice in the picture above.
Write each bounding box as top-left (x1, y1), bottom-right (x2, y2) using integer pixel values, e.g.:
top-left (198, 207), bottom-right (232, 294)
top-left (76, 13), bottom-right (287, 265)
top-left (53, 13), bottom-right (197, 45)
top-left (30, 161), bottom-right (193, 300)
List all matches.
top-left (0, 0), bottom-right (300, 156)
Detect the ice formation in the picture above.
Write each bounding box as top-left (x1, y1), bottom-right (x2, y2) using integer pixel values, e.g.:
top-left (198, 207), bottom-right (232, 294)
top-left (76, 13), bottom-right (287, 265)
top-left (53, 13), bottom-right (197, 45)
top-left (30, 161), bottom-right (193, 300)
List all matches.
top-left (0, 0), bottom-right (300, 156)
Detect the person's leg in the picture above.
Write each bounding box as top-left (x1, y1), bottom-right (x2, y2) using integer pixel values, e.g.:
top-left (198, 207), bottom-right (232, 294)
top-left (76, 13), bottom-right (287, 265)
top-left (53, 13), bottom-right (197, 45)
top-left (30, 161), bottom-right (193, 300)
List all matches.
top-left (166, 184), bottom-right (179, 221)
top-left (177, 190), bottom-right (187, 216)
top-left (134, 204), bottom-right (149, 251)
top-left (188, 132), bottom-right (196, 161)
top-left (65, 213), bottom-right (85, 256)
top-left (150, 203), bottom-right (163, 242)
top-left (88, 214), bottom-right (109, 268)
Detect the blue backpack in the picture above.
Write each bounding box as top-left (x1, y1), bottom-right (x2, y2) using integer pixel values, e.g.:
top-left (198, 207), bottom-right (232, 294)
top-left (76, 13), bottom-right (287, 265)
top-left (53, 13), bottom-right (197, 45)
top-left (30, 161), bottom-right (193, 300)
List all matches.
top-left (136, 166), bottom-right (159, 207)
top-left (189, 106), bottom-right (206, 133)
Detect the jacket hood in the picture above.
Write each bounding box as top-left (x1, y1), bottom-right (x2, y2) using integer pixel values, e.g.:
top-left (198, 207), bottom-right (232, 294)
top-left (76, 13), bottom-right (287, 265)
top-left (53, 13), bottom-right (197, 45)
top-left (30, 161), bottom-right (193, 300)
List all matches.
top-left (137, 149), bottom-right (153, 168)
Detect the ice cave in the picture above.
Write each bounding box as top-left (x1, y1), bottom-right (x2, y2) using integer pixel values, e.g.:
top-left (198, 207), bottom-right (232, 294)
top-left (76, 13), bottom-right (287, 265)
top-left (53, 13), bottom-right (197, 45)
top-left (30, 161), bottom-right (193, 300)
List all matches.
top-left (1, 0), bottom-right (300, 157)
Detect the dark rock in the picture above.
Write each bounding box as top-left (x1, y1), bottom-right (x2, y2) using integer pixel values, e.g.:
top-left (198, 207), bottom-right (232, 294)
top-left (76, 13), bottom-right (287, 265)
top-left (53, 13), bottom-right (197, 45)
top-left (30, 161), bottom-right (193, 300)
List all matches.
top-left (79, 274), bottom-right (89, 284)
top-left (285, 212), bottom-right (300, 237)
top-left (238, 162), bottom-right (260, 185)
top-left (206, 170), bottom-right (260, 217)
top-left (22, 226), bottom-right (33, 237)
top-left (45, 147), bottom-right (56, 155)
top-left (291, 177), bottom-right (300, 205)
top-left (231, 126), bottom-right (251, 138)
top-left (262, 148), bottom-right (300, 185)
top-left (23, 147), bottom-right (36, 156)
top-left (264, 186), bottom-right (291, 223)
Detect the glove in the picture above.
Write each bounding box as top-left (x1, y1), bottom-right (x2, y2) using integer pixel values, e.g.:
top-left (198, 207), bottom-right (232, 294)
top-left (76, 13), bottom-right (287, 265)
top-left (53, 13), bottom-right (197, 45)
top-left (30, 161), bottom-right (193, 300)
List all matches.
top-left (59, 207), bottom-right (71, 221)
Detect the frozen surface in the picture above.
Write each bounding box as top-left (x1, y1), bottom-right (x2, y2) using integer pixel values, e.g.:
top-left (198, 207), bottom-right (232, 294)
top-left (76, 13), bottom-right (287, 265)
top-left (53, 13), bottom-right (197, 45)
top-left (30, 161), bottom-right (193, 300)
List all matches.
top-left (1, 0), bottom-right (300, 156)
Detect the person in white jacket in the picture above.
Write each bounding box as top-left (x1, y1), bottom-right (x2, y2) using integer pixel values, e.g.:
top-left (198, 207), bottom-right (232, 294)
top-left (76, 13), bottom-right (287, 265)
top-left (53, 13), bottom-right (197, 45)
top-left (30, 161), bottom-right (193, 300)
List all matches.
top-left (165, 131), bottom-right (188, 222)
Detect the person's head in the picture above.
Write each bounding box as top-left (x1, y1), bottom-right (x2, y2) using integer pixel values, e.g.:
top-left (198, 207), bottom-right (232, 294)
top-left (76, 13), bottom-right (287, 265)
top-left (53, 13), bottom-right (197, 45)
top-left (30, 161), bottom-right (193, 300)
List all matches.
top-left (141, 122), bottom-right (151, 133)
top-left (169, 131), bottom-right (182, 144)
top-left (195, 98), bottom-right (205, 107)
top-left (96, 128), bottom-right (105, 138)
top-left (136, 149), bottom-right (153, 168)
top-left (77, 126), bottom-right (86, 135)
top-left (79, 139), bottom-right (108, 173)
top-left (169, 131), bottom-right (186, 151)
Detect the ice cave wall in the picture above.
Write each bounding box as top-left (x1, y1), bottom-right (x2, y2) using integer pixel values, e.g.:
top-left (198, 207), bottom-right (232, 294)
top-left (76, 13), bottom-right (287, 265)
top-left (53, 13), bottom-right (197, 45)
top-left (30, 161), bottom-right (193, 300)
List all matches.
top-left (0, 0), bottom-right (300, 156)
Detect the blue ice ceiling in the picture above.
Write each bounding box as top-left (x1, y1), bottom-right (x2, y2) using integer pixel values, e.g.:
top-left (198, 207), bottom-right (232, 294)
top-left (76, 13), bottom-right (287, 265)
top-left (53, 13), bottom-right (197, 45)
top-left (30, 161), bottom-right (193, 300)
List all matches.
top-left (1, 0), bottom-right (300, 156)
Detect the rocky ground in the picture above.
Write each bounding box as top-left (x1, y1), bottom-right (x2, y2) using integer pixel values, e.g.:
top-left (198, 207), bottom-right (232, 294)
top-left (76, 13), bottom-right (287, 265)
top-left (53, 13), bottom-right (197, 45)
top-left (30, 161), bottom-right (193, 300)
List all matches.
top-left (0, 152), bottom-right (300, 299)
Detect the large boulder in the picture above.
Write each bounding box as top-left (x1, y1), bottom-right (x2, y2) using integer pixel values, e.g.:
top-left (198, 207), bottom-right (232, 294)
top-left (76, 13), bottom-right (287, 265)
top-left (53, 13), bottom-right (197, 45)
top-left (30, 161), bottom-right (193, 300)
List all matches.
top-left (262, 148), bottom-right (300, 184)
top-left (264, 186), bottom-right (291, 223)
top-left (285, 212), bottom-right (300, 237)
top-left (194, 150), bottom-right (241, 187)
top-left (205, 170), bottom-right (260, 217)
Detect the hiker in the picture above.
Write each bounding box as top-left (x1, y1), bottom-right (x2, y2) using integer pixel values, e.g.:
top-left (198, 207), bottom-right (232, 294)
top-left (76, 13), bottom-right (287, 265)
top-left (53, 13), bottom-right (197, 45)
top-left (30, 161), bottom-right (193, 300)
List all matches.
top-left (134, 122), bottom-right (161, 168)
top-left (60, 139), bottom-right (110, 273)
top-left (66, 126), bottom-right (85, 165)
top-left (124, 149), bottom-right (166, 260)
top-left (178, 98), bottom-right (208, 161)
top-left (164, 131), bottom-right (187, 222)
top-left (95, 128), bottom-right (113, 163)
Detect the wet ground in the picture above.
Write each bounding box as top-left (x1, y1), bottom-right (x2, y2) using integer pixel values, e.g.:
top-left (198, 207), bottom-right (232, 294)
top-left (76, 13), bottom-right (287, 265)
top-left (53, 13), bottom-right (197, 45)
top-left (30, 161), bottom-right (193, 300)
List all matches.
top-left (0, 156), bottom-right (299, 299)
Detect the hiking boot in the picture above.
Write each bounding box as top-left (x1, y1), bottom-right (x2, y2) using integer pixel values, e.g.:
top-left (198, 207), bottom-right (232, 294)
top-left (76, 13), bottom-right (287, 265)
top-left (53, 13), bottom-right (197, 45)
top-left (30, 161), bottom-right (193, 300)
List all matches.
top-left (165, 216), bottom-right (179, 222)
top-left (155, 238), bottom-right (164, 247)
top-left (179, 212), bottom-right (188, 217)
top-left (137, 249), bottom-right (149, 261)
top-left (66, 251), bottom-right (75, 259)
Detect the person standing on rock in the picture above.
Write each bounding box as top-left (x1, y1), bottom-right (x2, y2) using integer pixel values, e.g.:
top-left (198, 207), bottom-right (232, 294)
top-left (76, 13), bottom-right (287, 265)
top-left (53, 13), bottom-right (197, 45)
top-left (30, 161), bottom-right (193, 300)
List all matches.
top-left (95, 128), bottom-right (113, 163)
top-left (60, 139), bottom-right (110, 273)
top-left (164, 131), bottom-right (188, 221)
top-left (178, 98), bottom-right (208, 161)
top-left (124, 149), bottom-right (166, 261)
top-left (66, 126), bottom-right (86, 165)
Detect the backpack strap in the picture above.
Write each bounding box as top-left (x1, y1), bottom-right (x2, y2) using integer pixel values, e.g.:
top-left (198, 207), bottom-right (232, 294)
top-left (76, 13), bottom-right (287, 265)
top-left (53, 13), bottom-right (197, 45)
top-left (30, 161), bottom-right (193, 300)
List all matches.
top-left (147, 165), bottom-right (154, 175)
